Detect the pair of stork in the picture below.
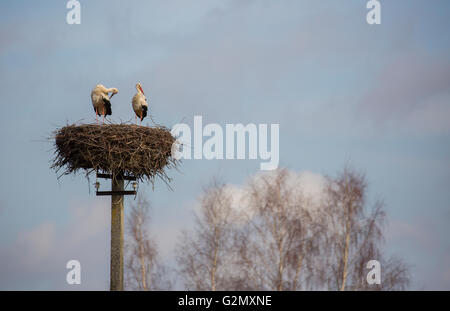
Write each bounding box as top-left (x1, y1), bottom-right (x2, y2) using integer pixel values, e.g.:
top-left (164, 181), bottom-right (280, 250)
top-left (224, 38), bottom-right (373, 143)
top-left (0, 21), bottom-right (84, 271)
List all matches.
top-left (91, 83), bottom-right (148, 125)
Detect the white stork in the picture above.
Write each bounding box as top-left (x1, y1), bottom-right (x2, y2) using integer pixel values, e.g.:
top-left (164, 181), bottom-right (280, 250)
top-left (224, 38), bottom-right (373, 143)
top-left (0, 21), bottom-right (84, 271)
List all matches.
top-left (132, 82), bottom-right (148, 125)
top-left (91, 84), bottom-right (118, 124)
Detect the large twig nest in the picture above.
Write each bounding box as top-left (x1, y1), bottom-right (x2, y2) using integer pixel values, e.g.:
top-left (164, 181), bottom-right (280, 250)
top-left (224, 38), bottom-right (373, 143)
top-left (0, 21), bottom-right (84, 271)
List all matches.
top-left (51, 123), bottom-right (179, 184)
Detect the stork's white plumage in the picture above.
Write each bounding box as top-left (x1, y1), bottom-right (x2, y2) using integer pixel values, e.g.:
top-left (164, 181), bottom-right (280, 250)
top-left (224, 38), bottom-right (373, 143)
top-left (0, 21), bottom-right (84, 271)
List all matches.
top-left (91, 84), bottom-right (118, 124)
top-left (132, 82), bottom-right (148, 125)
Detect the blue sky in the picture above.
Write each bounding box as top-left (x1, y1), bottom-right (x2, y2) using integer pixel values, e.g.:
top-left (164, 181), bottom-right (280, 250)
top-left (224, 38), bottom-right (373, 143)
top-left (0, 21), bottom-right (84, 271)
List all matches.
top-left (0, 0), bottom-right (449, 290)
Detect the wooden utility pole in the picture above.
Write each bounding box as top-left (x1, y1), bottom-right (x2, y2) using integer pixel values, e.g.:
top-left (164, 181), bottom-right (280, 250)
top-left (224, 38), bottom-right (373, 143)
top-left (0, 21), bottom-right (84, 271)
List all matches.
top-left (96, 172), bottom-right (136, 291)
top-left (110, 177), bottom-right (124, 291)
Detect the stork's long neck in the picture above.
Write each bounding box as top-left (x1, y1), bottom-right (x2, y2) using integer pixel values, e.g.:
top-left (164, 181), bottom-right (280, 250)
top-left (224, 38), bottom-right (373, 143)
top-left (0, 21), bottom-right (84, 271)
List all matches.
top-left (136, 85), bottom-right (144, 95)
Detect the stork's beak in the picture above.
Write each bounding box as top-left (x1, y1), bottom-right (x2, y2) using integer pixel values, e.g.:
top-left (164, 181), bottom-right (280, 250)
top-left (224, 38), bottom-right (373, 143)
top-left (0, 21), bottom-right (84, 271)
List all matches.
top-left (109, 92), bottom-right (116, 99)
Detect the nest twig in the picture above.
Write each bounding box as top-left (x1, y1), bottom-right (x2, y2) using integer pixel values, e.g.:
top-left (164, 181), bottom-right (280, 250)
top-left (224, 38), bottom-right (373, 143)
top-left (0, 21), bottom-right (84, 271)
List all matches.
top-left (51, 123), bottom-right (179, 185)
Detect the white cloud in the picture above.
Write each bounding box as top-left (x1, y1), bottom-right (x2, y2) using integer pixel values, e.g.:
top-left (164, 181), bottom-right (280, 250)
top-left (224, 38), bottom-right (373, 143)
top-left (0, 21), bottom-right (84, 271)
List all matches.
top-left (247, 169), bottom-right (326, 206)
top-left (16, 222), bottom-right (56, 267)
top-left (225, 170), bottom-right (326, 222)
top-left (0, 199), bottom-right (110, 290)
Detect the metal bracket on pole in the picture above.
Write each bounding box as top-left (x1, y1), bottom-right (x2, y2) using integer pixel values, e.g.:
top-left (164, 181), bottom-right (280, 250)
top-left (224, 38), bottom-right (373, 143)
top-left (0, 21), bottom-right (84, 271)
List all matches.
top-left (96, 190), bottom-right (136, 196)
top-left (95, 172), bottom-right (137, 197)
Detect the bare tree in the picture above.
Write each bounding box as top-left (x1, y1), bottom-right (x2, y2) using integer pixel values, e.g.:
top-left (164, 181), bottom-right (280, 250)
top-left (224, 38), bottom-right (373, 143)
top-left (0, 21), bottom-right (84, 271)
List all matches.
top-left (175, 179), bottom-right (235, 290)
top-left (176, 167), bottom-right (410, 291)
top-left (376, 256), bottom-right (410, 291)
top-left (125, 193), bottom-right (172, 290)
top-left (235, 169), bottom-right (323, 291)
top-left (321, 167), bottom-right (410, 291)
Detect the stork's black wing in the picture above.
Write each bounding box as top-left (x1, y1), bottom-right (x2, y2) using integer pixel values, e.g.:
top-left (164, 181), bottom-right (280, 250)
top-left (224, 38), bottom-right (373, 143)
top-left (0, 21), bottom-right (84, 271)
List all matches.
top-left (141, 105), bottom-right (148, 121)
top-left (102, 97), bottom-right (112, 115)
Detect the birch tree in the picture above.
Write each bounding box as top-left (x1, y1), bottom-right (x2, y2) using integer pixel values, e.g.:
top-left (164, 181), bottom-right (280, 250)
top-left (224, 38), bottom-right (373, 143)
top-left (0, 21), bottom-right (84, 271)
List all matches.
top-left (176, 168), bottom-right (410, 291)
top-left (235, 169), bottom-right (323, 290)
top-left (125, 194), bottom-right (172, 290)
top-left (322, 167), bottom-right (409, 291)
top-left (176, 179), bottom-right (235, 290)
